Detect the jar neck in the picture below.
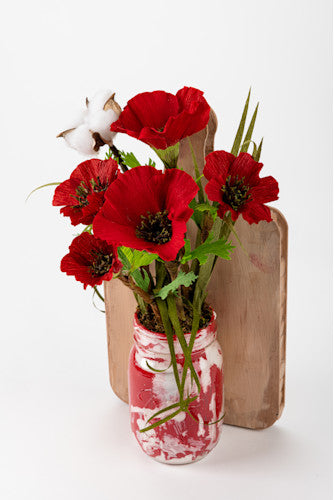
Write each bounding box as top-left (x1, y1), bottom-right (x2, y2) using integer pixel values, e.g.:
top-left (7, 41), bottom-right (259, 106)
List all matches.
top-left (133, 310), bottom-right (217, 356)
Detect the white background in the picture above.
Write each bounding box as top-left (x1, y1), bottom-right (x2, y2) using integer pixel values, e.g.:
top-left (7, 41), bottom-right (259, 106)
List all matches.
top-left (0, 0), bottom-right (332, 498)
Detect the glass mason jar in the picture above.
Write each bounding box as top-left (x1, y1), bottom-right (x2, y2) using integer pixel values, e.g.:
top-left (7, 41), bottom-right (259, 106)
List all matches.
top-left (128, 309), bottom-right (224, 464)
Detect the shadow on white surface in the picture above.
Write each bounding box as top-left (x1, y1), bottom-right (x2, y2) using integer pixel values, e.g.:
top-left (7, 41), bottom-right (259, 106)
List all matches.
top-left (204, 421), bottom-right (300, 466)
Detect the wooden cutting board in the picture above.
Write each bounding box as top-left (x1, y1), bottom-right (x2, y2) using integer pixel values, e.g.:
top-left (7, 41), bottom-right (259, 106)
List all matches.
top-left (104, 111), bottom-right (288, 429)
top-left (207, 208), bottom-right (287, 428)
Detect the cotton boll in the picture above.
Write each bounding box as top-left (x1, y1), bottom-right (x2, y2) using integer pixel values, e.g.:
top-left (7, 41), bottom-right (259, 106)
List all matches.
top-left (58, 89), bottom-right (122, 156)
top-left (70, 109), bottom-right (89, 128)
top-left (63, 125), bottom-right (96, 156)
top-left (88, 89), bottom-right (116, 114)
top-left (88, 108), bottom-right (118, 143)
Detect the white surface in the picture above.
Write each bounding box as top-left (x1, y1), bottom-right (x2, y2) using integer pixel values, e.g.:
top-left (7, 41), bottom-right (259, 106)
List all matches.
top-left (0, 0), bottom-right (332, 499)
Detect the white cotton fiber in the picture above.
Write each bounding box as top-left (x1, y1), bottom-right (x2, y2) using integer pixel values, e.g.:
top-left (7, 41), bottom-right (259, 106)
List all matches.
top-left (87, 89), bottom-right (115, 114)
top-left (87, 108), bottom-right (118, 143)
top-left (64, 124), bottom-right (96, 156)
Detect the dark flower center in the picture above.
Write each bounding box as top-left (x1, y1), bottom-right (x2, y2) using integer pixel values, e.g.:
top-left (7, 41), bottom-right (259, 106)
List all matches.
top-left (74, 177), bottom-right (109, 208)
top-left (90, 250), bottom-right (114, 276)
top-left (75, 182), bottom-right (90, 207)
top-left (135, 210), bottom-right (172, 244)
top-left (221, 175), bottom-right (251, 211)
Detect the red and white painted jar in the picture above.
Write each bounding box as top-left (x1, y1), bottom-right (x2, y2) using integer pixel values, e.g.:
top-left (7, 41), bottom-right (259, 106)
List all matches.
top-left (128, 310), bottom-right (224, 464)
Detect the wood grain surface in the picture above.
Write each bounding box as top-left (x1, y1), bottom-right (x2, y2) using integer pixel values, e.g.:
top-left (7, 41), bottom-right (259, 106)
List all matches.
top-left (104, 278), bottom-right (136, 403)
top-left (104, 111), bottom-right (288, 429)
top-left (207, 208), bottom-right (287, 428)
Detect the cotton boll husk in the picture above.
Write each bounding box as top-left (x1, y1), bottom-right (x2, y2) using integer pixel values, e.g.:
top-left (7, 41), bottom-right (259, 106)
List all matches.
top-left (88, 108), bottom-right (118, 143)
top-left (63, 124), bottom-right (96, 156)
top-left (88, 89), bottom-right (115, 114)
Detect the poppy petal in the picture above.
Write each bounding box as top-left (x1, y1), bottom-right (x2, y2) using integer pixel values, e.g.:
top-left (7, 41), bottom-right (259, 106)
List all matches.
top-left (205, 178), bottom-right (224, 204)
top-left (241, 201), bottom-right (272, 224)
top-left (93, 166), bottom-right (198, 260)
top-left (53, 158), bottom-right (118, 226)
top-left (250, 176), bottom-right (279, 203)
top-left (111, 87), bottom-right (210, 149)
top-left (61, 233), bottom-right (121, 289)
top-left (230, 153), bottom-right (263, 185)
top-left (204, 151), bottom-right (234, 181)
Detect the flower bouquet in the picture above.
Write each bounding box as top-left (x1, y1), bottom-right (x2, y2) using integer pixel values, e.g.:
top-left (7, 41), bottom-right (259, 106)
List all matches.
top-left (39, 87), bottom-right (279, 464)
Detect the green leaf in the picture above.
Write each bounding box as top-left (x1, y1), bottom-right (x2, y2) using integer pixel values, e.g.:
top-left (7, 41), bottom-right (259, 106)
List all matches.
top-left (148, 158), bottom-right (156, 168)
top-left (181, 236), bottom-right (234, 265)
top-left (253, 137), bottom-right (263, 161)
top-left (132, 250), bottom-right (158, 270)
top-left (183, 239), bottom-right (191, 256)
top-left (156, 271), bottom-right (198, 300)
top-left (122, 151), bottom-right (141, 168)
top-left (240, 102), bottom-right (259, 153)
top-left (107, 147), bottom-right (141, 168)
top-left (252, 142), bottom-right (258, 158)
top-left (231, 88), bottom-right (251, 156)
top-left (152, 143), bottom-right (180, 168)
top-left (118, 247), bottom-right (158, 272)
top-left (194, 203), bottom-right (218, 217)
top-left (132, 268), bottom-right (150, 292)
top-left (118, 247), bottom-right (133, 270)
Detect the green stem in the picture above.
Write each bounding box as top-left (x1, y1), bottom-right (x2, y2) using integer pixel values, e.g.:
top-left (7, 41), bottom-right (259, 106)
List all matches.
top-left (188, 138), bottom-right (205, 204)
top-left (166, 295), bottom-right (201, 394)
top-left (136, 294), bottom-right (147, 314)
top-left (191, 216), bottom-right (222, 306)
top-left (226, 219), bottom-right (248, 256)
top-left (93, 286), bottom-right (105, 302)
top-left (154, 260), bottom-right (167, 291)
top-left (80, 224), bottom-right (93, 234)
top-left (156, 298), bottom-right (181, 394)
top-left (183, 217), bottom-right (225, 385)
top-left (92, 287), bottom-right (105, 313)
top-left (190, 226), bottom-right (202, 276)
top-left (180, 306), bottom-right (200, 395)
top-left (211, 213), bottom-right (233, 272)
top-left (110, 145), bottom-right (128, 172)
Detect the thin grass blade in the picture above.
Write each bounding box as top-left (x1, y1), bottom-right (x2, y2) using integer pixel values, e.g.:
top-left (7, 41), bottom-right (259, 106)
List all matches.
top-left (26, 182), bottom-right (60, 202)
top-left (146, 402), bottom-right (181, 423)
top-left (253, 137), bottom-right (263, 161)
top-left (231, 88), bottom-right (251, 156)
top-left (146, 360), bottom-right (172, 373)
top-left (139, 409), bottom-right (182, 432)
top-left (240, 102), bottom-right (259, 153)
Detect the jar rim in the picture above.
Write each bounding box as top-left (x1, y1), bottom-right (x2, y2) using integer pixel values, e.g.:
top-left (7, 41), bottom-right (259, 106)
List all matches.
top-left (133, 307), bottom-right (216, 341)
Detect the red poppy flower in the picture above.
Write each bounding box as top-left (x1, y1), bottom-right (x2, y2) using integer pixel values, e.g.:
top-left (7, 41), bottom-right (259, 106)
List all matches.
top-left (60, 232), bottom-right (122, 289)
top-left (204, 151), bottom-right (279, 224)
top-left (110, 87), bottom-right (210, 150)
top-left (53, 158), bottom-right (119, 226)
top-left (93, 166), bottom-right (199, 261)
